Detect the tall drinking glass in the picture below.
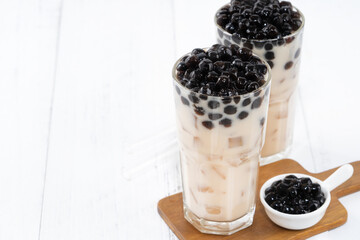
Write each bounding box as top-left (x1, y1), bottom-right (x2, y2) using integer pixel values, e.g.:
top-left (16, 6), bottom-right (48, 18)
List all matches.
top-left (172, 49), bottom-right (271, 235)
top-left (215, 4), bottom-right (305, 164)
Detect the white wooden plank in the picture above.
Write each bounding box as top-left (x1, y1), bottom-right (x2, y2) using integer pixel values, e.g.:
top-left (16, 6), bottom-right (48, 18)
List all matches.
top-left (0, 0), bottom-right (61, 239)
top-left (39, 0), bottom-right (178, 239)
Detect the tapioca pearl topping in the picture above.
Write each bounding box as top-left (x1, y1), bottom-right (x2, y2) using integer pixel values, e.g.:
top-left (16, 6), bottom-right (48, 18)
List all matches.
top-left (216, 0), bottom-right (302, 40)
top-left (219, 118), bottom-right (232, 127)
top-left (265, 175), bottom-right (326, 214)
top-left (175, 44), bottom-right (268, 97)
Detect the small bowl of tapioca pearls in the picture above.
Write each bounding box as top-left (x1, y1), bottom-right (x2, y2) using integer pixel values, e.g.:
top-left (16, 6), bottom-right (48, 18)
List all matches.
top-left (260, 164), bottom-right (354, 230)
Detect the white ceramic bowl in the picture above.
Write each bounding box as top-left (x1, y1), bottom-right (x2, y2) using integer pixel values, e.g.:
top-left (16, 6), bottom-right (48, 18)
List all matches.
top-left (260, 164), bottom-right (354, 230)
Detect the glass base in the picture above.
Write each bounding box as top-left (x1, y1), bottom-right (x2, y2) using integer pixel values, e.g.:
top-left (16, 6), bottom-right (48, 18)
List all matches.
top-left (260, 145), bottom-right (291, 166)
top-left (183, 204), bottom-right (255, 235)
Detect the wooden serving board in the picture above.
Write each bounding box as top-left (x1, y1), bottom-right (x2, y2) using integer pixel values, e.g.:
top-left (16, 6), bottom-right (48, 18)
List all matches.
top-left (158, 159), bottom-right (360, 240)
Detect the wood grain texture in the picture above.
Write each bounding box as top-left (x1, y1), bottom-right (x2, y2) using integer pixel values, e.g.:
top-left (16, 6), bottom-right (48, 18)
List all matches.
top-left (158, 159), bottom-right (360, 240)
top-left (38, 0), bottom-right (178, 239)
top-left (0, 0), bottom-right (62, 239)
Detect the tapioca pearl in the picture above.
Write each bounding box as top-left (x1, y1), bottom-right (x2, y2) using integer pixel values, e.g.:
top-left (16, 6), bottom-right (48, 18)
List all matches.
top-left (176, 61), bottom-right (187, 71)
top-left (277, 38), bottom-right (285, 46)
top-left (265, 51), bottom-right (275, 60)
top-left (286, 36), bottom-right (295, 44)
top-left (219, 118), bottom-right (232, 127)
top-left (246, 82), bottom-right (259, 92)
top-left (224, 105), bottom-right (237, 115)
top-left (181, 96), bottom-right (190, 106)
top-left (222, 97), bottom-right (231, 104)
top-left (216, 14), bottom-right (229, 27)
top-left (267, 60), bottom-right (274, 68)
top-left (196, 52), bottom-right (207, 60)
top-left (284, 61), bottom-right (293, 70)
top-left (256, 64), bottom-right (268, 75)
top-left (225, 22), bottom-right (237, 34)
top-left (260, 117), bottom-right (265, 126)
top-left (217, 28), bottom-right (224, 38)
top-left (233, 96), bottom-right (241, 104)
top-left (230, 44), bottom-right (240, 55)
top-left (208, 113), bottom-right (223, 120)
top-left (199, 94), bottom-right (208, 100)
top-left (295, 48), bottom-right (301, 58)
top-left (185, 55), bottom-right (199, 68)
top-left (232, 33), bottom-right (241, 44)
top-left (175, 86), bottom-right (181, 95)
top-left (192, 48), bottom-right (205, 55)
top-left (188, 93), bottom-right (200, 104)
top-left (193, 105), bottom-right (205, 116)
top-left (224, 39), bottom-right (231, 46)
top-left (242, 98), bottom-right (251, 106)
top-left (238, 111), bottom-right (249, 120)
top-left (243, 41), bottom-right (254, 50)
top-left (177, 71), bottom-right (185, 80)
top-left (202, 121), bottom-right (214, 130)
top-left (251, 97), bottom-right (262, 109)
top-left (199, 59), bottom-right (214, 72)
top-left (238, 48), bottom-right (252, 61)
top-left (264, 43), bottom-right (273, 50)
top-left (208, 100), bottom-right (220, 109)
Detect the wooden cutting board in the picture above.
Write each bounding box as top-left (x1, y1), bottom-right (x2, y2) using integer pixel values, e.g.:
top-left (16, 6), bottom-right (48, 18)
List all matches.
top-left (158, 159), bottom-right (360, 240)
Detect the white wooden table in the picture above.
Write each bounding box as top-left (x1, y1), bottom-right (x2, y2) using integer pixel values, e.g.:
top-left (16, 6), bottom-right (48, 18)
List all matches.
top-left (0, 0), bottom-right (359, 239)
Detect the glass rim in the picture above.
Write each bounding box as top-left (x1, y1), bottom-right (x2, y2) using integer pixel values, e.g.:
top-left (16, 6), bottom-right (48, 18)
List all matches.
top-left (214, 4), bottom-right (305, 43)
top-left (172, 47), bottom-right (272, 99)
